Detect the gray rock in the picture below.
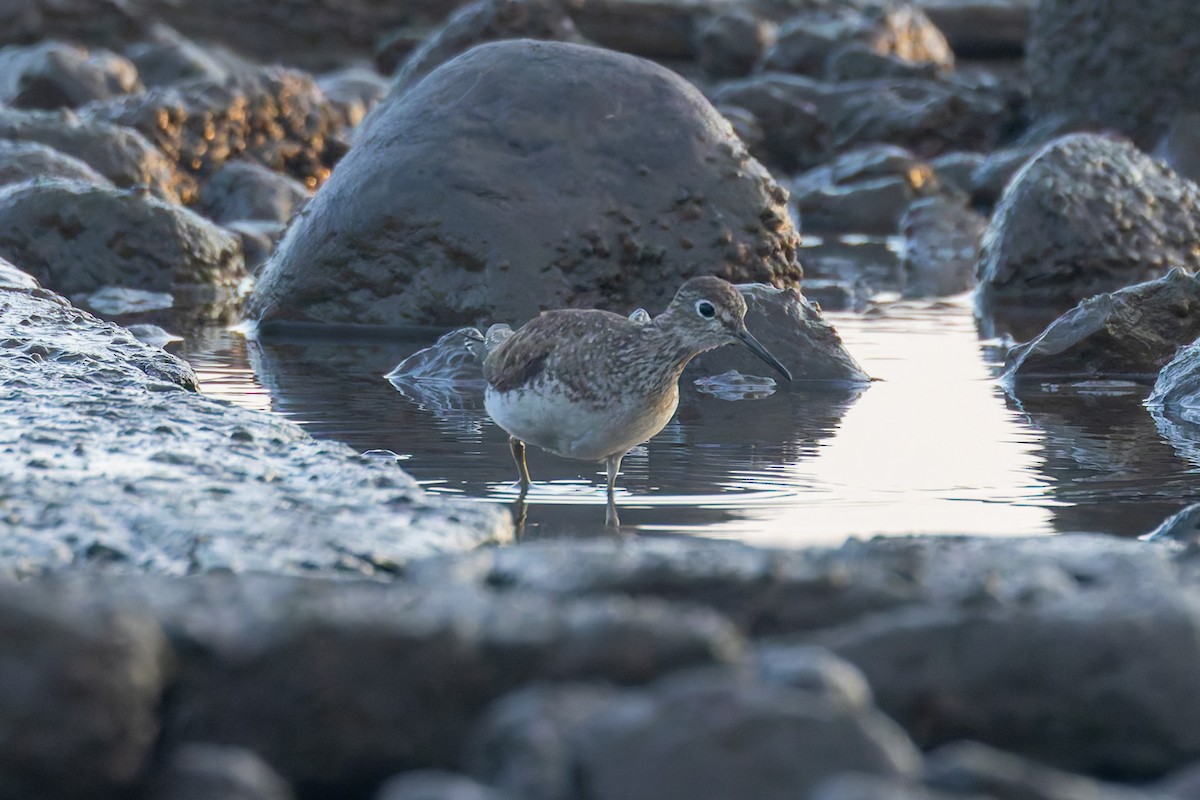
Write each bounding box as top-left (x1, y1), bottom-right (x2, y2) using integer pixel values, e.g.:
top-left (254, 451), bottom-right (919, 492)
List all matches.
top-left (0, 41), bottom-right (141, 109)
top-left (568, 0), bottom-right (722, 60)
top-left (1028, 0), bottom-right (1200, 147)
top-left (197, 161), bottom-right (308, 225)
top-left (930, 151), bottom-right (985, 197)
top-left (900, 194), bottom-right (986, 298)
top-left (1149, 339), bottom-right (1200, 419)
top-left (0, 179), bottom-right (244, 300)
top-left (1156, 762), bottom-right (1200, 800)
top-left (375, 771), bottom-right (513, 800)
top-left (790, 145), bottom-right (940, 233)
top-left (0, 253), bottom-right (39, 289)
top-left (82, 65), bottom-right (348, 192)
top-left (0, 274), bottom-right (511, 576)
top-left (0, 138), bottom-right (113, 189)
top-left (0, 0), bottom-right (146, 52)
top-left (1003, 269), bottom-right (1200, 383)
top-left (968, 142), bottom-right (1040, 207)
top-left (918, 0), bottom-right (1030, 59)
top-left (0, 582), bottom-right (169, 799)
top-left (696, 10), bottom-right (774, 79)
top-left (123, 24), bottom-right (244, 88)
top-left (688, 283), bottom-right (871, 384)
top-left (146, 743), bottom-right (295, 800)
top-left (389, 0), bottom-right (587, 97)
top-left (317, 66), bottom-right (390, 128)
top-left (812, 773), bottom-right (963, 800)
top-left (224, 219), bottom-right (285, 274)
top-left (977, 135), bottom-right (1200, 315)
top-left (0, 105), bottom-right (180, 201)
top-left (247, 40), bottom-right (801, 330)
top-left (825, 43), bottom-right (946, 82)
top-left (754, 643), bottom-right (874, 710)
top-left (1155, 112), bottom-right (1200, 188)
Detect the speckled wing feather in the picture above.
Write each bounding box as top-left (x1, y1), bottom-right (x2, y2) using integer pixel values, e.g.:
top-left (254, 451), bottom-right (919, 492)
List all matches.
top-left (483, 310), bottom-right (634, 397)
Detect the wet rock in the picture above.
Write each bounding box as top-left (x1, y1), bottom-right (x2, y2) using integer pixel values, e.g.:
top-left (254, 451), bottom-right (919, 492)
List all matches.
top-left (224, 219), bottom-right (285, 275)
top-left (900, 194), bottom-right (986, 298)
top-left (0, 106), bottom-right (180, 201)
top-left (375, 771), bottom-right (513, 800)
top-left (0, 179), bottom-right (244, 300)
top-left (1147, 339), bottom-right (1200, 427)
top-left (79, 286), bottom-right (175, 317)
top-left (247, 40), bottom-right (801, 330)
top-left (196, 161), bottom-right (308, 225)
top-left (82, 65), bottom-right (348, 191)
top-left (0, 254), bottom-right (39, 290)
top-left (317, 66), bottom-right (390, 128)
top-left (977, 135), bottom-right (1200, 317)
top-left (0, 41), bottom-right (141, 109)
top-left (145, 743), bottom-right (295, 800)
top-left (73, 573), bottom-right (742, 794)
top-left (695, 10), bottom-right (774, 80)
top-left (1003, 270), bottom-right (1200, 383)
top-left (790, 145), bottom-right (940, 233)
top-left (389, 0), bottom-right (588, 97)
top-left (0, 138), bottom-right (113, 189)
top-left (0, 582), bottom-right (168, 799)
top-left (919, 0), bottom-right (1030, 59)
top-left (688, 283), bottom-right (871, 384)
top-left (762, 3), bottom-right (954, 79)
top-left (713, 73), bottom-right (1008, 172)
top-left (1028, 0), bottom-right (1200, 147)
top-left (0, 276), bottom-right (511, 576)
top-left (126, 322), bottom-right (183, 348)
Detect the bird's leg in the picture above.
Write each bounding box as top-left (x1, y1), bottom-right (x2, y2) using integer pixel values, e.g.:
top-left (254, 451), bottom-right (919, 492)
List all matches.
top-left (509, 436), bottom-right (531, 492)
top-left (604, 453), bottom-right (623, 528)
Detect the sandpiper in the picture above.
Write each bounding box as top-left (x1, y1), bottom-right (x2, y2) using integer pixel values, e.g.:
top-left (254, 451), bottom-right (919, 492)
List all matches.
top-left (482, 276), bottom-right (792, 526)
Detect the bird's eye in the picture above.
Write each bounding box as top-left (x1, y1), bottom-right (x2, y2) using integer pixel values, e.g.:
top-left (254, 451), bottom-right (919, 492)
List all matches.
top-left (696, 300), bottom-right (716, 319)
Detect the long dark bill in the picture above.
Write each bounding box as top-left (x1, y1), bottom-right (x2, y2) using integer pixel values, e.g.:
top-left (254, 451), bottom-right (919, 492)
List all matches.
top-left (737, 329), bottom-right (793, 382)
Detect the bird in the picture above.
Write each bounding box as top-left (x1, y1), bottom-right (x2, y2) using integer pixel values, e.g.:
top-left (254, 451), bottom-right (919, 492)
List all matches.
top-left (481, 275), bottom-right (792, 526)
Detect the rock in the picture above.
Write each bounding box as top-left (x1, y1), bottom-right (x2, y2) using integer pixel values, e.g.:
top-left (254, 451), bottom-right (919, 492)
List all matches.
top-left (695, 10), bottom-right (774, 79)
top-left (825, 43), bottom-right (946, 82)
top-left (0, 276), bottom-right (511, 576)
top-left (0, 254), bottom-right (39, 290)
top-left (812, 773), bottom-right (960, 800)
top-left (564, 670), bottom-right (921, 800)
top-left (1150, 336), bottom-right (1200, 413)
top-left (74, 573), bottom-right (743, 793)
top-left (0, 0), bottom-right (147, 52)
top-left (1155, 112), bottom-right (1200, 188)
top-left (123, 25), bottom-right (245, 88)
top-left (0, 106), bottom-right (180, 201)
top-left (923, 741), bottom-right (1162, 800)
top-left (753, 643), bottom-right (875, 710)
top-left (918, 0), bottom-right (1030, 59)
top-left (375, 771), bottom-right (513, 800)
top-left (968, 142), bottom-right (1040, 207)
top-left (1028, 0), bottom-right (1200, 147)
top-left (1156, 762), bottom-right (1200, 800)
top-left (930, 151), bottom-right (984, 197)
top-left (0, 41), bottom-right (141, 109)
top-left (0, 138), bottom-right (113, 189)
top-left (900, 194), bottom-right (986, 298)
top-left (0, 582), bottom-right (168, 799)
top-left (246, 40), bottom-right (801, 330)
top-left (317, 66), bottom-right (390, 128)
top-left (688, 283), bottom-right (871, 384)
top-left (1003, 270), bottom-right (1200, 383)
top-left (389, 0), bottom-right (588, 97)
top-left (145, 743), bottom-right (295, 800)
top-left (196, 161), bottom-right (308, 225)
top-left (0, 179), bottom-right (244, 301)
top-left (224, 219), bottom-right (285, 274)
top-left (977, 135), bottom-right (1200, 317)
top-left (762, 3), bottom-right (954, 79)
top-left (790, 145), bottom-right (940, 233)
top-left (713, 73), bottom-right (1008, 173)
top-left (568, 0), bottom-right (723, 60)
top-left (82, 65), bottom-right (348, 191)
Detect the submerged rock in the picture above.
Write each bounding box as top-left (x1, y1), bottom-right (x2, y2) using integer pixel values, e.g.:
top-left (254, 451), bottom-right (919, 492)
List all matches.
top-left (0, 41), bottom-right (141, 109)
top-left (0, 179), bottom-right (244, 301)
top-left (1003, 269), bottom-right (1200, 383)
top-left (247, 40), bottom-right (801, 331)
top-left (0, 270), bottom-right (510, 576)
top-left (977, 135), bottom-right (1200, 319)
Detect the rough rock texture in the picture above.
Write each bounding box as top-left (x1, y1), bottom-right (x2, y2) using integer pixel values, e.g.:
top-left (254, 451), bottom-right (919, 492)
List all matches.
top-left (0, 583), bottom-right (169, 800)
top-left (196, 160), bottom-right (308, 225)
top-left (1150, 338), bottom-right (1200, 415)
top-left (69, 573), bottom-right (742, 795)
top-left (977, 135), bottom-right (1200, 314)
top-left (688, 283), bottom-right (871, 384)
top-left (82, 65), bottom-right (349, 192)
top-left (695, 10), bottom-right (774, 79)
top-left (375, 771), bottom-right (513, 800)
top-left (0, 138), bottom-right (113, 189)
top-left (145, 744), bottom-right (295, 800)
top-left (900, 195), bottom-right (986, 298)
top-left (247, 40), bottom-right (801, 330)
top-left (1003, 270), bottom-right (1200, 383)
top-left (0, 41), bottom-right (141, 109)
top-left (0, 106), bottom-right (179, 201)
top-left (1028, 0), bottom-right (1200, 147)
top-left (0, 270), bottom-right (511, 577)
top-left (713, 73), bottom-right (1009, 173)
top-left (0, 179), bottom-right (244, 299)
top-left (389, 0), bottom-right (588, 96)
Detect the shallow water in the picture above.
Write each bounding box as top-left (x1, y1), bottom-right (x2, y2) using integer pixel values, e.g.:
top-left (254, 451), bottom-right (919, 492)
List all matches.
top-left (180, 271), bottom-right (1200, 546)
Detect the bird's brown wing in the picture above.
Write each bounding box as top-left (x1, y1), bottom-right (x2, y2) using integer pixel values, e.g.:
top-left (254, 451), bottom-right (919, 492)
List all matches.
top-left (482, 310), bottom-right (631, 395)
top-left (483, 316), bottom-right (558, 393)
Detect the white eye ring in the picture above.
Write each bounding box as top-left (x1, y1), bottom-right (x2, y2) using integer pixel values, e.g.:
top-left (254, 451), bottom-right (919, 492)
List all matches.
top-left (696, 300), bottom-right (716, 319)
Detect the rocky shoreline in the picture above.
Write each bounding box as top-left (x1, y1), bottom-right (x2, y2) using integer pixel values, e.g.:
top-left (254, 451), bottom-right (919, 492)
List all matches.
top-left (5, 0), bottom-right (1200, 797)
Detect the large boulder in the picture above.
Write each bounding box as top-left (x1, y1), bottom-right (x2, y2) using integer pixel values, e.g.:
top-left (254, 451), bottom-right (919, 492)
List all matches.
top-left (0, 179), bottom-right (244, 301)
top-left (1028, 0), bottom-right (1200, 147)
top-left (246, 40), bottom-right (801, 330)
top-left (0, 41), bottom-right (141, 109)
top-left (977, 134), bottom-right (1200, 321)
top-left (1003, 269), bottom-right (1200, 383)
